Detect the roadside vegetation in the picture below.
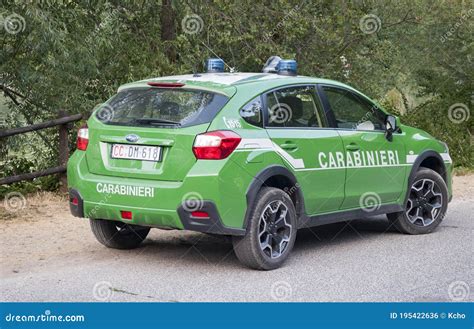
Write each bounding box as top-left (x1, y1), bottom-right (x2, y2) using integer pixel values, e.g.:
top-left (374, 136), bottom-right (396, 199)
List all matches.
top-left (1, 1), bottom-right (472, 197)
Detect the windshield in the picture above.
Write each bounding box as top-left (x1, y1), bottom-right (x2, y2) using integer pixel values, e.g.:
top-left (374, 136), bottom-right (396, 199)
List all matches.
top-left (97, 88), bottom-right (229, 127)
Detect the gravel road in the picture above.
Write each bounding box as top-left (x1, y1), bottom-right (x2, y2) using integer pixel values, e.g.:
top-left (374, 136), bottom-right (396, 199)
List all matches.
top-left (0, 175), bottom-right (472, 302)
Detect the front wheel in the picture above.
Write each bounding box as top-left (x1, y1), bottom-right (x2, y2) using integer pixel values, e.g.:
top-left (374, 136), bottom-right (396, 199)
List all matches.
top-left (90, 219), bottom-right (150, 249)
top-left (387, 168), bottom-right (448, 234)
top-left (232, 187), bottom-right (297, 270)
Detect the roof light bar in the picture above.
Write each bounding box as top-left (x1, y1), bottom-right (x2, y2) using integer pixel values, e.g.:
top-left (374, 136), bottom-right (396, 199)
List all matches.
top-left (205, 58), bottom-right (225, 73)
top-left (277, 59), bottom-right (297, 76)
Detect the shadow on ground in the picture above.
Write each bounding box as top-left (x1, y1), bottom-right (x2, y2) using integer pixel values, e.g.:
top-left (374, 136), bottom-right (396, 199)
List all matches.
top-left (131, 215), bottom-right (398, 269)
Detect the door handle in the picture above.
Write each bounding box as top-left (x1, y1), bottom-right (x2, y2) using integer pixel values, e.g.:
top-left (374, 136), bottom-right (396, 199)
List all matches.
top-left (345, 143), bottom-right (360, 151)
top-left (280, 142), bottom-right (298, 151)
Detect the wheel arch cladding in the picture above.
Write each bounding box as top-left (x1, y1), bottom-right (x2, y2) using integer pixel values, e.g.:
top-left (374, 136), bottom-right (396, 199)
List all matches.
top-left (419, 156), bottom-right (448, 182)
top-left (244, 165), bottom-right (305, 228)
top-left (411, 151), bottom-right (447, 183)
top-left (405, 150), bottom-right (448, 203)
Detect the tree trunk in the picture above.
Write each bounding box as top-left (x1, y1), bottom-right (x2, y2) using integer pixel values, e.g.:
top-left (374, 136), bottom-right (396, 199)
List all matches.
top-left (160, 0), bottom-right (176, 62)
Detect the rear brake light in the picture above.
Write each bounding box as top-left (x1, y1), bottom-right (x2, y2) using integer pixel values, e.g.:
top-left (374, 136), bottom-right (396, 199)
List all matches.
top-left (76, 125), bottom-right (89, 151)
top-left (192, 130), bottom-right (241, 160)
top-left (147, 82), bottom-right (185, 88)
top-left (191, 211), bottom-right (210, 218)
top-left (121, 210), bottom-right (132, 220)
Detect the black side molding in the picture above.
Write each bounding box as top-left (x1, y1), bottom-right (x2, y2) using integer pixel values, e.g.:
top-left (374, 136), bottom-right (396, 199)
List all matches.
top-left (177, 201), bottom-right (245, 236)
top-left (299, 204), bottom-right (404, 229)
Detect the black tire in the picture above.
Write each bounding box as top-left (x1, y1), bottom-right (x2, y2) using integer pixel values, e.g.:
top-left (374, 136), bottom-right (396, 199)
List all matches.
top-left (387, 168), bottom-right (448, 234)
top-left (232, 187), bottom-right (297, 270)
top-left (90, 219), bottom-right (150, 249)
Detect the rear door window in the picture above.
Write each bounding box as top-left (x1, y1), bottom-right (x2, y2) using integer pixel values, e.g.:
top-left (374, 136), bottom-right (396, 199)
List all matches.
top-left (265, 86), bottom-right (327, 128)
top-left (97, 88), bottom-right (229, 128)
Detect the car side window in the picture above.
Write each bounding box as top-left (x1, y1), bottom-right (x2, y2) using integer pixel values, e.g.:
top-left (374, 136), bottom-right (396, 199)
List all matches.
top-left (240, 96), bottom-right (263, 127)
top-left (265, 86), bottom-right (327, 128)
top-left (322, 86), bottom-right (385, 131)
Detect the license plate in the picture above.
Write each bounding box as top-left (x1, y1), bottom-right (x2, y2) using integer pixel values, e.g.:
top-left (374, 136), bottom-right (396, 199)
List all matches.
top-left (111, 144), bottom-right (162, 162)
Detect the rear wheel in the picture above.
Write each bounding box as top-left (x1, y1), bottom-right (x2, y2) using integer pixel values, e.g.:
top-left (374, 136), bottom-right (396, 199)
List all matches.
top-left (232, 187), bottom-right (297, 270)
top-left (90, 219), bottom-right (150, 249)
top-left (387, 168), bottom-right (448, 234)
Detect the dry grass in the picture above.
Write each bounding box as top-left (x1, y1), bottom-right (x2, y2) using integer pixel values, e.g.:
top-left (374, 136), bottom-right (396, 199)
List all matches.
top-left (453, 167), bottom-right (474, 176)
top-left (0, 191), bottom-right (67, 221)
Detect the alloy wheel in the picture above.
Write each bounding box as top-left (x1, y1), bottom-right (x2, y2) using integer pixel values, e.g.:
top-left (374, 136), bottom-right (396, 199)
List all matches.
top-left (258, 200), bottom-right (293, 259)
top-left (406, 178), bottom-right (443, 227)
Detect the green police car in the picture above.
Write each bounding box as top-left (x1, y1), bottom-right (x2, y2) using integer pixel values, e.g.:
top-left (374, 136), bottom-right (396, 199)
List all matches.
top-left (67, 57), bottom-right (452, 270)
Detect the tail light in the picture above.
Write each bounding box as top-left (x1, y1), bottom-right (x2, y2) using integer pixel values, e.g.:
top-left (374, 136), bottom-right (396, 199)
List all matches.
top-left (192, 130), bottom-right (241, 160)
top-left (76, 124), bottom-right (89, 151)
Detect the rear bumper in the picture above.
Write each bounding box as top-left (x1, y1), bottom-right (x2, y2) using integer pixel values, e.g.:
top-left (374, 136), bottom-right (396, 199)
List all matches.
top-left (177, 202), bottom-right (245, 235)
top-left (66, 151), bottom-right (251, 235)
top-left (69, 188), bottom-right (244, 236)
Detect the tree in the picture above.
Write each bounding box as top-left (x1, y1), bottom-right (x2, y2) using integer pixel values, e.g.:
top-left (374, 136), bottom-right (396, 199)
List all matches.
top-left (0, 1), bottom-right (472, 195)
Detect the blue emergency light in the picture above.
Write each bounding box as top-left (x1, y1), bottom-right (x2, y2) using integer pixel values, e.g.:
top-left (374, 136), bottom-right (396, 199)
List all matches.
top-left (206, 58), bottom-right (225, 73)
top-left (276, 59), bottom-right (297, 76)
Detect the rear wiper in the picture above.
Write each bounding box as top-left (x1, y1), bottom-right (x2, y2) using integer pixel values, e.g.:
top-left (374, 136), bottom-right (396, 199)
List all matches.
top-left (133, 118), bottom-right (181, 125)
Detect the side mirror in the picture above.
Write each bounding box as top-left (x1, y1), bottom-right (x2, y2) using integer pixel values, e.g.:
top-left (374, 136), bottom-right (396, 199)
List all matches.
top-left (385, 115), bottom-right (398, 141)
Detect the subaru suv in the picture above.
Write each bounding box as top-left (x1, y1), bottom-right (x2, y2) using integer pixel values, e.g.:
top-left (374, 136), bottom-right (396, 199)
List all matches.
top-left (68, 57), bottom-right (452, 270)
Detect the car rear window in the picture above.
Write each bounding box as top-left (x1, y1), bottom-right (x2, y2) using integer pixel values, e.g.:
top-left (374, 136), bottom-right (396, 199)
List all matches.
top-left (97, 88), bottom-right (229, 128)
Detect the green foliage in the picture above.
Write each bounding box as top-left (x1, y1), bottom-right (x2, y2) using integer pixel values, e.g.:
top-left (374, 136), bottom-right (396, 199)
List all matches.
top-left (0, 0), bottom-right (472, 194)
top-left (0, 155), bottom-right (59, 198)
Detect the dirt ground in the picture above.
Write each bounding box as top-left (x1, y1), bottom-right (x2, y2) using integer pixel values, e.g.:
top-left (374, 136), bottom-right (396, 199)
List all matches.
top-left (0, 174), bottom-right (473, 282)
